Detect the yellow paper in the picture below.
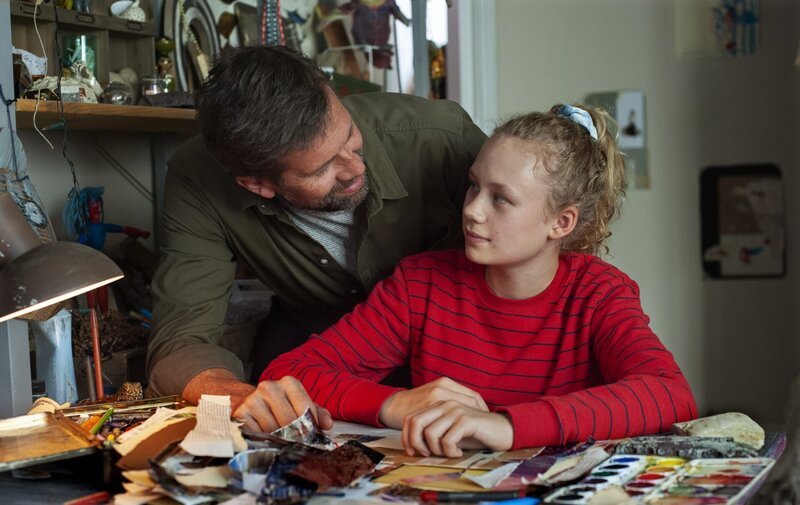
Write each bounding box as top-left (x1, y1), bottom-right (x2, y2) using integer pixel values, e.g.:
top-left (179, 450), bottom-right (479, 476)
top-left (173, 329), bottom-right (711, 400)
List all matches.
top-left (173, 465), bottom-right (232, 488)
top-left (375, 465), bottom-right (488, 491)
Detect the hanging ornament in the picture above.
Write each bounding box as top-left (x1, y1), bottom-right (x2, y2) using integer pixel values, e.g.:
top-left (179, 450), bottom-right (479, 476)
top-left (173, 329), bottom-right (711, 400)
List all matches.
top-left (259, 0), bottom-right (285, 46)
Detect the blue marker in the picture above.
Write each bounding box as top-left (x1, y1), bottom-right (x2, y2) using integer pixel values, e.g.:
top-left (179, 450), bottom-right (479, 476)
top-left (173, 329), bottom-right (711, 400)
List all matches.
top-left (479, 498), bottom-right (540, 505)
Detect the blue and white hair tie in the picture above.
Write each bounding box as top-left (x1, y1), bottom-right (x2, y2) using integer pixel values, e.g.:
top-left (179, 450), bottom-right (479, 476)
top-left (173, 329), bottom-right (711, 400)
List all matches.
top-left (557, 104), bottom-right (598, 141)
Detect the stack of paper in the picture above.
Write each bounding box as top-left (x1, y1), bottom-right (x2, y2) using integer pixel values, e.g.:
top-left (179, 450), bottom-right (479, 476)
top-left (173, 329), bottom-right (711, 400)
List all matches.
top-left (180, 395), bottom-right (247, 457)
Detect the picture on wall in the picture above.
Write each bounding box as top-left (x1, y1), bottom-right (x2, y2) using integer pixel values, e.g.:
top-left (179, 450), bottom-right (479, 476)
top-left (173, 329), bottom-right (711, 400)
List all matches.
top-left (700, 164), bottom-right (785, 278)
top-left (586, 90), bottom-right (649, 189)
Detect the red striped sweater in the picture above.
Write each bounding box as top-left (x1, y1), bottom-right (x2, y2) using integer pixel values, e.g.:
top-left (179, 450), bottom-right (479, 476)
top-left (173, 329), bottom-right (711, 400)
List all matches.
top-left (262, 250), bottom-right (697, 449)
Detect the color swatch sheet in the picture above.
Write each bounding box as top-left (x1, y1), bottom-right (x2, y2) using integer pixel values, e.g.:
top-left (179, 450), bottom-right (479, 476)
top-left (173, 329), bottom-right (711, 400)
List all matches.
top-left (544, 455), bottom-right (774, 504)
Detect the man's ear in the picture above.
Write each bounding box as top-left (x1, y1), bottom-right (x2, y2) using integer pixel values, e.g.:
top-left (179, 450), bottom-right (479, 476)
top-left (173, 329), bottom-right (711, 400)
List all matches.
top-left (235, 176), bottom-right (278, 199)
top-left (549, 205), bottom-right (578, 240)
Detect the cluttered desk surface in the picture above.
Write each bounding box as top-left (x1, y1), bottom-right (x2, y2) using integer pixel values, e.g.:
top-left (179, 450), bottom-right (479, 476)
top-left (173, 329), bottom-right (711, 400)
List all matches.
top-left (0, 396), bottom-right (786, 505)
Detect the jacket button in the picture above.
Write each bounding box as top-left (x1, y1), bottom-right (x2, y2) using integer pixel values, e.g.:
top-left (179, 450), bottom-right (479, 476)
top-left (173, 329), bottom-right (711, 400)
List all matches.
top-left (350, 288), bottom-right (359, 294)
top-left (319, 258), bottom-right (329, 265)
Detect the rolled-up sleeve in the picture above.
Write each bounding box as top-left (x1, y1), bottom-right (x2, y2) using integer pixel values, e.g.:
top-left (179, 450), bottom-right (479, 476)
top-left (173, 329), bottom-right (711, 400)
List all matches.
top-left (146, 165), bottom-right (241, 396)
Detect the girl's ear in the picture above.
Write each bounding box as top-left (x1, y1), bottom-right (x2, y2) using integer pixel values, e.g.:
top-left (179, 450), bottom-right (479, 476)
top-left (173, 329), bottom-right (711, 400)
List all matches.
top-left (549, 205), bottom-right (578, 240)
top-left (235, 176), bottom-right (278, 199)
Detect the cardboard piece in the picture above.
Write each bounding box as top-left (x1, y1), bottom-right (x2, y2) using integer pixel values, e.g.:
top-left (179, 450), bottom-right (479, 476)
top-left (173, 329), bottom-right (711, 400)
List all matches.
top-left (117, 417), bottom-right (197, 470)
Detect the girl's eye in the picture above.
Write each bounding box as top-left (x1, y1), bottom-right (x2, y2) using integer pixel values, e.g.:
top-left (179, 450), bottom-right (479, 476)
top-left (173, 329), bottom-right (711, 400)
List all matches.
top-left (468, 180), bottom-right (478, 191)
top-left (493, 194), bottom-right (508, 204)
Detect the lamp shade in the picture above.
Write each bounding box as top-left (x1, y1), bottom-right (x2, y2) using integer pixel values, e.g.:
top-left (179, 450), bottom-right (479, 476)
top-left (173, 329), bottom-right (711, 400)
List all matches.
top-left (0, 192), bottom-right (124, 322)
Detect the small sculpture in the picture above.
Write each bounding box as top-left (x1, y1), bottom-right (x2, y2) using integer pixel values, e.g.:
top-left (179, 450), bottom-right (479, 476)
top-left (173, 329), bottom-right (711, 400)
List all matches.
top-left (155, 36), bottom-right (176, 92)
top-left (338, 0), bottom-right (409, 69)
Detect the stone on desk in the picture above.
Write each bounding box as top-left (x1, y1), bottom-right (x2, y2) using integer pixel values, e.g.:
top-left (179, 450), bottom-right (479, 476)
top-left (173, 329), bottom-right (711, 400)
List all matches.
top-left (671, 412), bottom-right (765, 450)
top-left (614, 435), bottom-right (758, 459)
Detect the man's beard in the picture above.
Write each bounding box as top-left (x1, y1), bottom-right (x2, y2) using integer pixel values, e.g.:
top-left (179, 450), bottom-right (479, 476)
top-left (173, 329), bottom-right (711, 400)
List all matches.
top-left (280, 174), bottom-right (370, 212)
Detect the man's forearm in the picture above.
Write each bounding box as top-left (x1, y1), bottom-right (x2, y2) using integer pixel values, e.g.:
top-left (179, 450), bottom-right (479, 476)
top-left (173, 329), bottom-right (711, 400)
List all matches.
top-left (182, 368), bottom-right (257, 410)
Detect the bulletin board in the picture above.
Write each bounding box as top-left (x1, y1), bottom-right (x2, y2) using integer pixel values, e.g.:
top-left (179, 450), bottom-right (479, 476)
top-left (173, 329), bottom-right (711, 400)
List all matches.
top-left (700, 164), bottom-right (785, 278)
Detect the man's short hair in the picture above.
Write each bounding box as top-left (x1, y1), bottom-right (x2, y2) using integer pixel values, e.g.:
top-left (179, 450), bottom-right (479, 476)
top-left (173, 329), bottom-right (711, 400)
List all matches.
top-left (196, 46), bottom-right (334, 180)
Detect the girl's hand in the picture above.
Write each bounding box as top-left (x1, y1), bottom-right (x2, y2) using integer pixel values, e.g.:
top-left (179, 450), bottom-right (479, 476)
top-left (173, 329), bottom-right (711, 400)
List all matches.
top-left (401, 401), bottom-right (513, 458)
top-left (379, 377), bottom-right (488, 428)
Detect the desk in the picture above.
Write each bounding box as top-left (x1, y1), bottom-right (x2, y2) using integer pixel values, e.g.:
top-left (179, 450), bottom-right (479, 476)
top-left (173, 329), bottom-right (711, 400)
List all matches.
top-left (0, 425), bottom-right (787, 505)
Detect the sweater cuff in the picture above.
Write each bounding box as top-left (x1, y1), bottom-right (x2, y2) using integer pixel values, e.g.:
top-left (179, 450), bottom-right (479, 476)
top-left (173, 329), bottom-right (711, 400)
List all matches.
top-left (340, 381), bottom-right (403, 427)
top-left (148, 343), bottom-right (244, 397)
top-left (496, 401), bottom-right (561, 449)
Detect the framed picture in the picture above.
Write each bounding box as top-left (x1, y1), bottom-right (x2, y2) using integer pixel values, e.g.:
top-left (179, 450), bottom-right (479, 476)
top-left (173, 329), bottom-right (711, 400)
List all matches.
top-left (700, 164), bottom-right (785, 278)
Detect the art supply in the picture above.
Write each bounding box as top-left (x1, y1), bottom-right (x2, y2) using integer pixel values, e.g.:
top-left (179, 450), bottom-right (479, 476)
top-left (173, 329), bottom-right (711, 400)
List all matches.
top-left (647, 458), bottom-right (774, 504)
top-left (420, 490), bottom-right (534, 503)
top-left (89, 407), bottom-right (115, 435)
top-left (545, 455), bottom-right (686, 503)
top-left (544, 456), bottom-right (774, 505)
top-left (89, 308), bottom-right (104, 400)
top-left (482, 498), bottom-right (540, 505)
top-left (84, 355), bottom-right (97, 402)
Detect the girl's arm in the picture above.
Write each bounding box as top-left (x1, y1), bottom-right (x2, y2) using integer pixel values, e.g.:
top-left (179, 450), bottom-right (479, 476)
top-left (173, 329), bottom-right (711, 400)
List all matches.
top-left (261, 265), bottom-right (413, 426)
top-left (498, 280), bottom-right (698, 449)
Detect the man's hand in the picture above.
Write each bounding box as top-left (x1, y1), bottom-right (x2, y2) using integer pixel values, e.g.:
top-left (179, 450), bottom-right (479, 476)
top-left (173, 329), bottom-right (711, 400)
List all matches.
top-left (182, 369), bottom-right (332, 433)
top-left (233, 376), bottom-right (332, 433)
top-left (379, 377), bottom-right (488, 429)
top-left (401, 401), bottom-right (513, 458)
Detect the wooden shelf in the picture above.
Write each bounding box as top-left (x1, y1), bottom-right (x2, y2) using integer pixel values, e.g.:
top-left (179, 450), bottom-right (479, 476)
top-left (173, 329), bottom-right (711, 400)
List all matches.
top-left (10, 0), bottom-right (158, 37)
top-left (15, 99), bottom-right (197, 134)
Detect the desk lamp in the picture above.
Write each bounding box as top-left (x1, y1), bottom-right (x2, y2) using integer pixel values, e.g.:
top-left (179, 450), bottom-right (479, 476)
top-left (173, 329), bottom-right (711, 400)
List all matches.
top-left (0, 192), bottom-right (123, 417)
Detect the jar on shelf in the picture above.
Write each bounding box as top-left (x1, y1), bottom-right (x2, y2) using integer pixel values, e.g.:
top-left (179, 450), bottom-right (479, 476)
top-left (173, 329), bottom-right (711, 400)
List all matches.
top-left (140, 76), bottom-right (168, 96)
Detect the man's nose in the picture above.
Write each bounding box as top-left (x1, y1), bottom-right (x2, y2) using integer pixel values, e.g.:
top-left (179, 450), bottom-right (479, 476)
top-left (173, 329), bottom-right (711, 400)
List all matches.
top-left (338, 150), bottom-right (365, 179)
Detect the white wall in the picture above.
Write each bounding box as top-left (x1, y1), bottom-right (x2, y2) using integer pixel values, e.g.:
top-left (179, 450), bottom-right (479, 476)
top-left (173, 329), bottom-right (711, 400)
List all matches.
top-left (495, 0), bottom-right (800, 427)
top-left (18, 129), bottom-right (155, 253)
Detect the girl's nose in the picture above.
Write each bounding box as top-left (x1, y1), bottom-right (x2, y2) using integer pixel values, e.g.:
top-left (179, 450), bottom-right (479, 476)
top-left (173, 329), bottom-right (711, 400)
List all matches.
top-left (463, 197), bottom-right (485, 223)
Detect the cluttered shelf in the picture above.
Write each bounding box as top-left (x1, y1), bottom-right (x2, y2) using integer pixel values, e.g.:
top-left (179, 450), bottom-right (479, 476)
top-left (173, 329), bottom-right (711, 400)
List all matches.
top-left (10, 0), bottom-right (158, 36)
top-left (14, 99), bottom-right (197, 133)
top-left (0, 397), bottom-right (787, 504)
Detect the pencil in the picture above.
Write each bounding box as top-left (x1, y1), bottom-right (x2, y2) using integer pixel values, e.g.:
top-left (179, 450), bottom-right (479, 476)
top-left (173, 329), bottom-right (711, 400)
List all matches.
top-left (89, 407), bottom-right (115, 435)
top-left (419, 490), bottom-right (535, 503)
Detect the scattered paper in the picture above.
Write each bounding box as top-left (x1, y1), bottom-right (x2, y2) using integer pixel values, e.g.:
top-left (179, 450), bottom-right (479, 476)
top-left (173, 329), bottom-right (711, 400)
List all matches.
top-left (330, 421), bottom-right (401, 438)
top-left (122, 481), bottom-right (154, 495)
top-left (115, 406), bottom-right (196, 456)
top-left (121, 470), bottom-right (156, 488)
top-left (218, 493), bottom-right (258, 505)
top-left (271, 407), bottom-right (334, 449)
top-left (113, 492), bottom-right (164, 505)
top-left (174, 465), bottom-right (233, 488)
top-left (363, 437), bottom-right (404, 451)
top-left (181, 395), bottom-right (237, 458)
top-left (118, 407), bottom-right (185, 442)
top-left (242, 473), bottom-right (267, 495)
top-left (465, 462), bottom-right (521, 489)
top-left (535, 446), bottom-right (609, 486)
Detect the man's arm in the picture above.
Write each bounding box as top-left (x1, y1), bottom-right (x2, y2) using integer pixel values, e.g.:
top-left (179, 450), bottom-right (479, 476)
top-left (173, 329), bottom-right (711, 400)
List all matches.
top-left (182, 369), bottom-right (255, 407)
top-left (147, 164), bottom-right (242, 396)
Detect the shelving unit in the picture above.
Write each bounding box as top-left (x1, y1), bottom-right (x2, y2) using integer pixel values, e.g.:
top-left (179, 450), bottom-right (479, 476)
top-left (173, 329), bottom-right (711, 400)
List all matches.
top-left (10, 0), bottom-right (197, 133)
top-left (10, 0), bottom-right (157, 83)
top-left (15, 98), bottom-right (197, 133)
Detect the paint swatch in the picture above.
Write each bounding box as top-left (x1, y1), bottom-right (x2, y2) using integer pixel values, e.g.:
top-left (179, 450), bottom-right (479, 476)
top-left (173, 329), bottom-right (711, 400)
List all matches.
top-left (543, 456), bottom-right (773, 504)
top-left (544, 455), bottom-right (684, 504)
top-left (647, 458), bottom-right (774, 504)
